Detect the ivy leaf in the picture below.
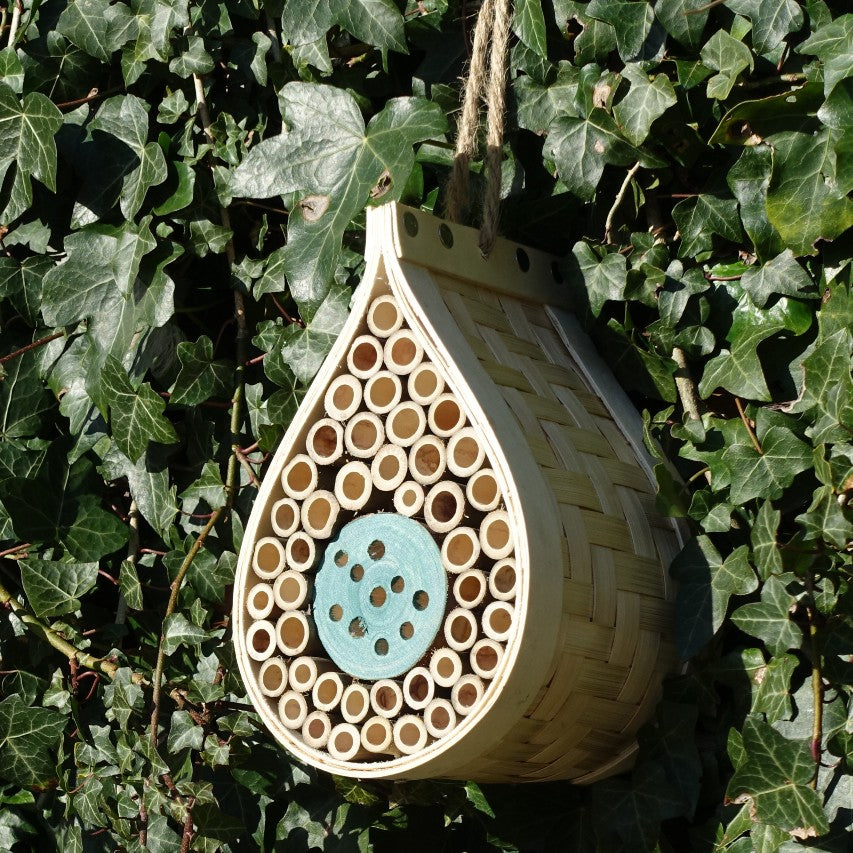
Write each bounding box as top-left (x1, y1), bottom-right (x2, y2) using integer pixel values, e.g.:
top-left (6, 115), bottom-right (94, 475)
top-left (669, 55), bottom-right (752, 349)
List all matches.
top-left (178, 461), bottom-right (226, 508)
top-left (514, 62), bottom-right (579, 134)
top-left (170, 336), bottom-right (232, 405)
top-left (731, 575), bottom-right (802, 656)
top-left (0, 696), bottom-right (65, 788)
top-left (654, 0), bottom-right (710, 50)
top-left (585, 0), bottom-right (658, 63)
top-left (752, 653), bottom-right (797, 723)
top-left (0, 47), bottom-right (24, 93)
top-left (0, 349), bottom-right (53, 439)
top-left (742, 0), bottom-right (804, 57)
top-left (565, 242), bottom-right (627, 316)
top-left (281, 0), bottom-right (406, 52)
top-left (561, 2), bottom-right (617, 64)
top-left (740, 250), bottom-right (815, 307)
top-left (727, 145), bottom-right (784, 260)
top-left (19, 559), bottom-right (98, 618)
top-left (797, 14), bottom-right (853, 95)
top-left (797, 483), bottom-right (853, 550)
top-left (513, 0), bottom-right (548, 59)
top-left (0, 255), bottom-right (52, 324)
top-left (162, 613), bottom-right (208, 655)
top-left (167, 711), bottom-right (204, 752)
top-left (118, 560), bottom-right (143, 611)
top-left (699, 30), bottom-right (753, 99)
top-left (56, 0), bottom-right (113, 63)
top-left (613, 64), bottom-right (677, 145)
top-left (751, 500), bottom-right (782, 579)
top-left (672, 194), bottom-right (742, 259)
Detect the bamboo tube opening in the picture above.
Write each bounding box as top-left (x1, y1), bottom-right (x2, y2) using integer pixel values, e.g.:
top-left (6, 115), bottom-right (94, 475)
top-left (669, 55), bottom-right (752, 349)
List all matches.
top-left (451, 675), bottom-right (484, 715)
top-left (273, 570), bottom-right (311, 611)
top-left (452, 569), bottom-right (487, 609)
top-left (328, 723), bottom-right (367, 761)
top-left (383, 329), bottom-right (423, 375)
top-left (480, 510), bottom-right (513, 559)
top-left (278, 691), bottom-right (307, 729)
top-left (364, 371), bottom-right (402, 414)
top-left (488, 558), bottom-right (517, 600)
top-left (258, 658), bottom-right (288, 697)
top-left (446, 428), bottom-right (485, 477)
top-left (341, 683), bottom-right (370, 724)
top-left (470, 638), bottom-right (504, 679)
top-left (285, 532), bottom-right (317, 571)
top-left (393, 715), bottom-right (429, 754)
top-left (483, 601), bottom-right (515, 642)
top-left (246, 621), bottom-right (277, 661)
top-left (324, 375), bottom-right (362, 421)
top-left (371, 445), bottom-right (408, 492)
top-left (393, 481), bottom-right (424, 517)
top-left (306, 419), bottom-right (344, 465)
top-left (301, 491), bottom-right (339, 540)
top-left (441, 527), bottom-right (480, 574)
top-left (276, 612), bottom-right (314, 656)
top-left (347, 335), bottom-right (383, 378)
top-left (408, 362), bottom-right (444, 405)
top-left (335, 461), bottom-right (372, 510)
top-left (344, 412), bottom-right (384, 458)
top-left (312, 672), bottom-right (344, 712)
top-left (370, 679), bottom-right (403, 718)
top-left (444, 608), bottom-right (478, 651)
top-left (428, 394), bottom-right (465, 437)
top-left (429, 648), bottom-right (463, 687)
top-left (361, 717), bottom-right (394, 753)
top-left (367, 294), bottom-right (403, 338)
top-left (302, 711), bottom-right (332, 749)
top-left (247, 583), bottom-right (275, 619)
top-left (271, 498), bottom-right (300, 538)
top-left (281, 454), bottom-right (318, 500)
top-left (252, 537), bottom-right (286, 579)
top-left (466, 469), bottom-right (501, 512)
top-left (424, 698), bottom-right (456, 738)
top-left (424, 482), bottom-right (465, 533)
top-left (385, 402), bottom-right (426, 447)
top-left (408, 436), bottom-right (446, 485)
top-left (403, 667), bottom-right (434, 710)
top-left (288, 657), bottom-right (328, 693)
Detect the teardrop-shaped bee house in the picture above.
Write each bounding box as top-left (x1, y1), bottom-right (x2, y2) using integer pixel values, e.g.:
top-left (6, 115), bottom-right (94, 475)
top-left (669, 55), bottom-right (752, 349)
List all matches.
top-left (234, 203), bottom-right (685, 783)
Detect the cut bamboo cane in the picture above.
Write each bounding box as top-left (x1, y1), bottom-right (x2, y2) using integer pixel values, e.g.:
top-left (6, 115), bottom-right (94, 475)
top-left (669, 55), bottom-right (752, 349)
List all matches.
top-left (480, 510), bottom-right (513, 559)
top-left (285, 531), bottom-right (317, 572)
top-left (364, 371), bottom-right (403, 415)
top-left (370, 679), bottom-right (404, 718)
top-left (312, 671), bottom-right (345, 712)
top-left (300, 490), bottom-right (340, 539)
top-left (452, 569), bottom-right (488, 609)
top-left (424, 698), bottom-right (457, 739)
top-left (443, 607), bottom-right (478, 652)
top-left (482, 602), bottom-right (515, 642)
top-left (246, 620), bottom-right (277, 661)
top-left (258, 657), bottom-right (288, 697)
top-left (346, 334), bottom-right (384, 379)
top-left (278, 691), bottom-right (308, 730)
top-left (334, 461), bottom-right (373, 511)
top-left (281, 454), bottom-right (318, 500)
top-left (361, 716), bottom-right (394, 754)
top-left (392, 715), bottom-right (429, 755)
top-left (408, 435), bottom-right (446, 485)
top-left (270, 497), bottom-right (300, 538)
top-left (324, 374), bottom-right (362, 421)
top-left (327, 723), bottom-right (370, 761)
top-left (429, 648), bottom-right (463, 688)
top-left (385, 401), bottom-right (426, 447)
top-left (451, 675), bottom-right (485, 716)
top-left (470, 638), bottom-right (504, 680)
top-left (427, 393), bottom-right (466, 437)
top-left (273, 570), bottom-right (312, 611)
top-left (344, 412), bottom-right (385, 459)
top-left (465, 468), bottom-right (501, 512)
top-left (306, 418), bottom-right (344, 465)
top-left (302, 711), bottom-right (332, 750)
top-left (275, 611), bottom-right (318, 656)
top-left (246, 583), bottom-right (275, 619)
top-left (367, 294), bottom-right (403, 338)
top-left (252, 537), bottom-right (286, 580)
top-left (407, 362), bottom-right (444, 406)
top-left (446, 427), bottom-right (486, 478)
top-left (402, 667), bottom-right (435, 711)
top-left (488, 558), bottom-right (517, 601)
top-left (393, 480), bottom-right (425, 517)
top-left (370, 444), bottom-right (408, 492)
top-left (441, 527), bottom-right (481, 574)
top-left (383, 328), bottom-right (423, 375)
top-left (288, 657), bottom-right (335, 693)
top-left (424, 482), bottom-right (466, 533)
top-left (341, 683), bottom-right (371, 724)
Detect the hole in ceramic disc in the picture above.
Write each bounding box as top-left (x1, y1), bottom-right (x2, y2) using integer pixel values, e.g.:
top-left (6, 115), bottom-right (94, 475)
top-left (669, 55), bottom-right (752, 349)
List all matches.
top-left (368, 540), bottom-right (386, 560)
top-left (413, 590), bottom-right (429, 611)
top-left (349, 618), bottom-right (365, 638)
top-left (400, 621), bottom-right (414, 640)
top-left (374, 638), bottom-right (389, 656)
top-left (329, 604), bottom-right (343, 622)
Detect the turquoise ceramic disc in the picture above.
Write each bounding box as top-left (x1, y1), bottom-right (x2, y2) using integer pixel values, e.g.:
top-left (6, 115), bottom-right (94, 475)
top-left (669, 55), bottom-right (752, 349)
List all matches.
top-left (313, 514), bottom-right (446, 679)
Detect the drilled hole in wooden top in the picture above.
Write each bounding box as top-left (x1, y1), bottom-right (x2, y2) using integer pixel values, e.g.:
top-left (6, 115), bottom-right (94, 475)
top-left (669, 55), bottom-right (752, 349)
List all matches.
top-left (350, 564), bottom-right (364, 582)
top-left (349, 617), bottom-right (365, 638)
top-left (335, 550), bottom-right (348, 567)
top-left (390, 575), bottom-right (405, 593)
top-left (400, 621), bottom-right (414, 640)
top-left (413, 590), bottom-right (429, 611)
top-left (370, 586), bottom-right (387, 607)
top-left (439, 223), bottom-right (453, 248)
top-left (374, 638), bottom-right (389, 656)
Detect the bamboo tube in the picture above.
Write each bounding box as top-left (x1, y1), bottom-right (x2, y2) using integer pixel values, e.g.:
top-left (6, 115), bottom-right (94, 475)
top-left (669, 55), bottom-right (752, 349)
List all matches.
top-left (300, 490), bottom-right (340, 539)
top-left (270, 497), bottom-right (300, 538)
top-left (361, 716), bottom-right (394, 754)
top-left (427, 393), bottom-right (465, 437)
top-left (466, 468), bottom-right (501, 512)
top-left (366, 294), bottom-right (403, 338)
top-left (441, 527), bottom-right (481, 574)
top-left (443, 607), bottom-right (478, 652)
top-left (407, 362), bottom-right (444, 406)
top-left (451, 675), bottom-right (485, 716)
top-left (424, 482), bottom-right (466, 533)
top-left (334, 461), bottom-right (373, 511)
top-left (306, 418), bottom-right (344, 465)
top-left (273, 570), bottom-right (312, 611)
top-left (346, 334), bottom-right (384, 379)
top-left (364, 370), bottom-right (403, 415)
top-left (371, 444), bottom-right (408, 492)
top-left (252, 537), bottom-right (286, 580)
top-left (446, 427), bottom-right (486, 478)
top-left (341, 683), bottom-right (371, 724)
top-left (393, 480), bottom-right (424, 517)
top-left (324, 374), bottom-right (362, 421)
top-left (285, 531), bottom-right (317, 572)
top-left (488, 558), bottom-right (517, 601)
top-left (302, 711), bottom-right (332, 750)
top-left (480, 510), bottom-right (513, 559)
top-left (429, 648), bottom-right (463, 688)
top-left (246, 583), bottom-right (275, 619)
top-left (281, 454), bottom-right (318, 500)
top-left (424, 698), bottom-right (457, 739)
top-left (245, 620), bottom-right (277, 661)
top-left (402, 667), bottom-right (435, 711)
top-left (275, 611), bottom-right (318, 656)
top-left (327, 723), bottom-right (370, 761)
top-left (385, 401), bottom-right (426, 447)
top-left (370, 679), bottom-right (404, 718)
top-left (344, 412), bottom-right (385, 458)
top-left (408, 435), bottom-right (446, 486)
top-left (278, 690), bottom-right (307, 730)
top-left (288, 656), bottom-right (335, 693)
top-left (452, 569), bottom-right (487, 609)
top-left (312, 671), bottom-right (345, 712)
top-left (470, 638), bottom-right (504, 679)
top-left (258, 657), bottom-right (288, 697)
top-left (383, 328), bottom-right (423, 375)
top-left (392, 715), bottom-right (429, 755)
top-left (482, 601), bottom-right (515, 642)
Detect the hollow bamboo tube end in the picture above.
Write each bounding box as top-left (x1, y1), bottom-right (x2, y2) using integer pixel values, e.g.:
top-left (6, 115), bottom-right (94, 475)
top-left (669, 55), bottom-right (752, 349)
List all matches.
top-left (246, 583), bottom-right (275, 620)
top-left (273, 570), bottom-right (312, 611)
top-left (408, 435), bottom-right (447, 486)
top-left (451, 675), bottom-right (485, 717)
top-left (446, 427), bottom-right (486, 478)
top-left (393, 715), bottom-right (429, 755)
top-left (306, 418), bottom-right (344, 465)
top-left (270, 497), bottom-right (300, 538)
top-left (344, 412), bottom-right (385, 458)
top-left (488, 558), bottom-right (517, 601)
top-left (393, 480), bottom-right (425, 517)
top-left (383, 329), bottom-right (423, 375)
top-left (371, 444), bottom-right (408, 492)
top-left (252, 537), bottom-right (286, 580)
top-left (324, 374), bottom-right (362, 421)
top-left (361, 716), bottom-right (394, 754)
top-left (258, 657), bottom-right (288, 697)
top-left (369, 679), bottom-right (404, 718)
top-left (275, 611), bottom-right (317, 656)
top-left (407, 362), bottom-right (444, 405)
top-left (312, 671), bottom-right (345, 712)
top-left (278, 691), bottom-right (307, 730)
top-left (341, 683), bottom-right (370, 724)
top-left (346, 334), bottom-right (384, 379)
top-left (385, 401), bottom-right (426, 448)
top-left (302, 711), bottom-right (332, 750)
top-left (335, 461), bottom-right (373, 511)
top-left (327, 723), bottom-right (370, 761)
top-left (428, 393), bottom-right (465, 438)
top-left (424, 698), bottom-right (457, 739)
top-left (281, 454), bottom-right (318, 500)
top-left (470, 638), bottom-right (504, 679)
top-left (480, 509), bottom-right (514, 560)
top-left (429, 648), bottom-right (463, 688)
top-left (288, 656), bottom-right (333, 693)
top-left (452, 569), bottom-right (488, 609)
top-left (466, 468), bottom-right (501, 512)
top-left (443, 607), bottom-right (478, 652)
top-left (366, 294), bottom-right (403, 339)
top-left (364, 370), bottom-right (403, 415)
top-left (300, 490), bottom-right (340, 540)
top-left (424, 481), bottom-right (466, 534)
top-left (246, 620), bottom-right (277, 661)
top-left (402, 667), bottom-right (435, 711)
top-left (285, 531), bottom-right (317, 572)
top-left (482, 601), bottom-right (515, 642)
top-left (441, 527), bottom-right (481, 574)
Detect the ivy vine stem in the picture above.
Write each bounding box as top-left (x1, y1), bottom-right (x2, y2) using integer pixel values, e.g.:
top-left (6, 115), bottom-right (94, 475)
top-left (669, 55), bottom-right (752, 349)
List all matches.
top-left (735, 397), bottom-right (763, 454)
top-left (805, 571), bottom-right (824, 785)
top-left (604, 161), bottom-right (641, 245)
top-left (0, 331), bottom-right (65, 365)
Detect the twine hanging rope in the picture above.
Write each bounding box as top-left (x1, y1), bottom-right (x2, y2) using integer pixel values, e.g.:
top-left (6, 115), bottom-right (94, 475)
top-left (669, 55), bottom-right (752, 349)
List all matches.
top-left (444, 0), bottom-right (512, 256)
